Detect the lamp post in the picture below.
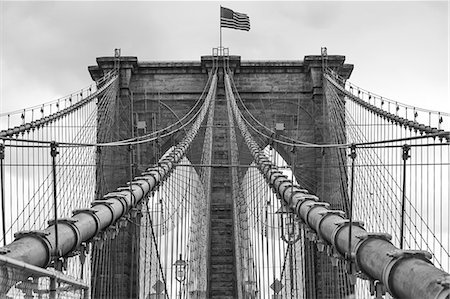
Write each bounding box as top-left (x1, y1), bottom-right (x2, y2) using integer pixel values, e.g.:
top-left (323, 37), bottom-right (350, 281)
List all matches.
top-left (276, 205), bottom-right (301, 245)
top-left (173, 254), bottom-right (187, 299)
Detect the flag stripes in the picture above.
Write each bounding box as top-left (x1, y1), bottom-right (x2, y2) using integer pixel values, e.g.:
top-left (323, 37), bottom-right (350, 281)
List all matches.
top-left (220, 7), bottom-right (250, 31)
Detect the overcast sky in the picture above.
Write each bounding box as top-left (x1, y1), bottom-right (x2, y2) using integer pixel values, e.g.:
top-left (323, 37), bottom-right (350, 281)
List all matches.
top-left (1, 1), bottom-right (449, 116)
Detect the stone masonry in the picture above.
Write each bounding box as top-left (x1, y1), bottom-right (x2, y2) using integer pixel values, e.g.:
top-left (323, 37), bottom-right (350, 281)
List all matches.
top-left (89, 53), bottom-right (353, 298)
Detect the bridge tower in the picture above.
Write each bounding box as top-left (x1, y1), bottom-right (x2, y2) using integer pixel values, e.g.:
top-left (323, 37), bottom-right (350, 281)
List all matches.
top-left (89, 51), bottom-right (353, 298)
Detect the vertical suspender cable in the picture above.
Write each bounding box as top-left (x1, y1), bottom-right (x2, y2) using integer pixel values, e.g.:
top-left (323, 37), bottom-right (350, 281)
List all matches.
top-left (0, 143), bottom-right (5, 246)
top-left (399, 144), bottom-right (410, 249)
top-left (49, 141), bottom-right (59, 299)
top-left (347, 144), bottom-right (356, 268)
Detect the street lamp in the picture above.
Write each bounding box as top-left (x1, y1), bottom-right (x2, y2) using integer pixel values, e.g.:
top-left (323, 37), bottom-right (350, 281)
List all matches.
top-left (173, 254), bottom-right (187, 299)
top-left (276, 205), bottom-right (301, 244)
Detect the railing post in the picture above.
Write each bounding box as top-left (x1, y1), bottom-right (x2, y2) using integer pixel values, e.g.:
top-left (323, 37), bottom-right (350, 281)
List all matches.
top-left (400, 144), bottom-right (411, 249)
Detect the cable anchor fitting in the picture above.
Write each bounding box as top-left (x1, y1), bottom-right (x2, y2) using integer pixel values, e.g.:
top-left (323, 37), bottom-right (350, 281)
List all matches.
top-left (402, 144), bottom-right (411, 161)
top-left (436, 275), bottom-right (450, 289)
top-left (50, 141), bottom-right (59, 157)
top-left (349, 144), bottom-right (357, 160)
top-left (290, 145), bottom-right (296, 154)
top-left (0, 248), bottom-right (11, 254)
top-left (370, 280), bottom-right (386, 299)
top-left (0, 143), bottom-right (4, 160)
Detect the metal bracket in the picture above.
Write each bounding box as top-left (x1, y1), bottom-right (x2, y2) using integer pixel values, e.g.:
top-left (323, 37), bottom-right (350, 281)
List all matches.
top-left (382, 249), bottom-right (432, 297)
top-left (72, 208), bottom-right (101, 238)
top-left (47, 217), bottom-right (78, 226)
top-left (402, 144), bottom-right (411, 161)
top-left (260, 160), bottom-right (274, 174)
top-left (304, 202), bottom-right (330, 226)
top-left (117, 186), bottom-right (137, 204)
top-left (436, 275), bottom-right (450, 289)
top-left (128, 180), bottom-right (147, 194)
top-left (335, 219), bottom-right (365, 275)
top-left (72, 208), bottom-right (98, 215)
top-left (47, 218), bottom-right (81, 254)
top-left (301, 194), bottom-right (321, 203)
top-left (14, 230), bottom-right (50, 239)
top-left (0, 247), bottom-right (11, 254)
top-left (130, 207), bottom-right (139, 219)
top-left (316, 238), bottom-right (327, 252)
top-left (347, 271), bottom-right (358, 287)
top-left (91, 200), bottom-right (117, 223)
top-left (50, 142), bottom-right (59, 157)
top-left (103, 192), bottom-right (130, 211)
top-left (103, 192), bottom-right (128, 200)
top-left (305, 227), bottom-right (317, 242)
top-left (79, 242), bottom-right (88, 265)
top-left (276, 179), bottom-right (293, 197)
top-left (269, 173), bottom-right (288, 186)
top-left (116, 187), bottom-right (136, 200)
top-left (286, 186), bottom-right (306, 200)
top-left (326, 245), bottom-right (341, 267)
top-left (293, 193), bottom-right (318, 216)
top-left (386, 249), bottom-right (432, 261)
top-left (345, 259), bottom-right (358, 283)
top-left (356, 232), bottom-right (391, 242)
top-left (349, 144), bottom-right (357, 160)
top-left (93, 234), bottom-right (104, 249)
top-left (13, 230), bottom-right (52, 267)
top-left (319, 210), bottom-right (346, 217)
top-left (265, 169), bottom-right (282, 183)
top-left (335, 219), bottom-right (365, 228)
top-left (297, 188), bottom-right (309, 194)
top-left (107, 225), bottom-right (119, 240)
top-left (134, 176), bottom-right (156, 192)
top-left (353, 232), bottom-right (392, 277)
top-left (119, 216), bottom-right (129, 228)
top-left (330, 219), bottom-right (364, 258)
top-left (141, 169), bottom-right (161, 181)
top-left (141, 170), bottom-right (159, 179)
top-left (369, 280), bottom-right (386, 298)
top-left (91, 200), bottom-right (114, 207)
top-left (316, 210), bottom-right (346, 241)
top-left (0, 143), bottom-right (4, 159)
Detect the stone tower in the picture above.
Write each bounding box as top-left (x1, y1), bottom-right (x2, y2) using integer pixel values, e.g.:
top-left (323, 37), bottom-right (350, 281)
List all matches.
top-left (89, 52), bottom-right (353, 298)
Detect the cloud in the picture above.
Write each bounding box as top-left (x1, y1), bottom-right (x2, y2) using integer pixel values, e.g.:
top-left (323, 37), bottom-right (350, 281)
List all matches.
top-left (277, 2), bottom-right (343, 30)
top-left (1, 1), bottom-right (448, 115)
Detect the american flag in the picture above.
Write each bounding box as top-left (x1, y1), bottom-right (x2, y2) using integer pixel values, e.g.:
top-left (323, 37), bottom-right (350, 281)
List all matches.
top-left (220, 7), bottom-right (250, 31)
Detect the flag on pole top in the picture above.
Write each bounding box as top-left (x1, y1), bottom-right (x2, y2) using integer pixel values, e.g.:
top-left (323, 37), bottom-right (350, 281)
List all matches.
top-left (220, 7), bottom-right (250, 31)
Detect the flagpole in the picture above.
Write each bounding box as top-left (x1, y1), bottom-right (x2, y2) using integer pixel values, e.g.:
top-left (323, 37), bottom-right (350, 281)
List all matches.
top-left (219, 6), bottom-right (222, 56)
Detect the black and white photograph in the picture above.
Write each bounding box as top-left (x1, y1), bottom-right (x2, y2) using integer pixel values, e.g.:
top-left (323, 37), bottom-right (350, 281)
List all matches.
top-left (0, 1), bottom-right (449, 298)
